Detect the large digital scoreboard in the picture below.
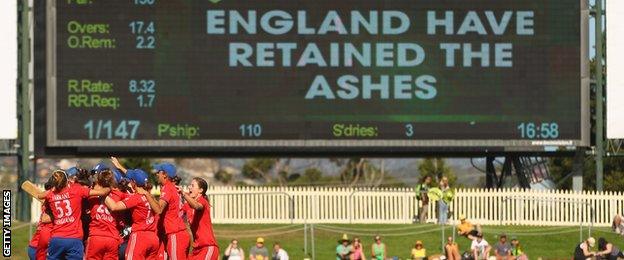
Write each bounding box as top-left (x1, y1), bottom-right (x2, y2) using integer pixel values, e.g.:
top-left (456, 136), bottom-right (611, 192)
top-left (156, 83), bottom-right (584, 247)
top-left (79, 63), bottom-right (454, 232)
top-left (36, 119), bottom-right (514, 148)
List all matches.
top-left (35, 0), bottom-right (589, 155)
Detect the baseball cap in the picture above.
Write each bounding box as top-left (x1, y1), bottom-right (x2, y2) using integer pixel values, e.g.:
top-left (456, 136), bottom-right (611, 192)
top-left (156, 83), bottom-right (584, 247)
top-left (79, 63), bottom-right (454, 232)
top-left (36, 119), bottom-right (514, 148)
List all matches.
top-left (153, 163), bottom-right (176, 178)
top-left (459, 214), bottom-right (466, 220)
top-left (415, 240), bottom-right (423, 246)
top-left (92, 162), bottom-right (110, 174)
top-left (66, 167), bottom-right (80, 177)
top-left (126, 169), bottom-right (148, 186)
top-left (112, 168), bottom-right (125, 183)
top-left (256, 237), bottom-right (264, 243)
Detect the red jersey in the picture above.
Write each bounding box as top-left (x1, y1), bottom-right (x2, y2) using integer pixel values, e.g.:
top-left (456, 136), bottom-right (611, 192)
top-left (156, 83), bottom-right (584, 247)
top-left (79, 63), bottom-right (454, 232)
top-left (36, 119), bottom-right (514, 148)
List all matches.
top-left (45, 184), bottom-right (90, 239)
top-left (182, 196), bottom-right (217, 248)
top-left (122, 193), bottom-right (156, 232)
top-left (29, 205), bottom-right (53, 247)
top-left (159, 182), bottom-right (186, 234)
top-left (88, 189), bottom-right (127, 239)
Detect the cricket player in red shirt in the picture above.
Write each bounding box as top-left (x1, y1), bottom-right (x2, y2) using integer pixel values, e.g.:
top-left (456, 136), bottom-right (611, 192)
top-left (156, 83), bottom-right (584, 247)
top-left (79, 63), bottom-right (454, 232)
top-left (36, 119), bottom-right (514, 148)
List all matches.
top-left (85, 169), bottom-right (128, 259)
top-left (181, 177), bottom-right (219, 260)
top-left (28, 177), bottom-right (54, 260)
top-left (35, 169), bottom-right (111, 260)
top-left (28, 204), bottom-right (52, 260)
top-left (144, 163), bottom-right (190, 260)
top-left (105, 169), bottom-right (160, 260)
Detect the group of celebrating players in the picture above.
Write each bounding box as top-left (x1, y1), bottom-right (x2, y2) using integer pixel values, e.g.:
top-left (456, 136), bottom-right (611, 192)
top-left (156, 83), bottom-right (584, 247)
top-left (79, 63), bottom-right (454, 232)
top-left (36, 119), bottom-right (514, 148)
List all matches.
top-left (27, 157), bottom-right (218, 260)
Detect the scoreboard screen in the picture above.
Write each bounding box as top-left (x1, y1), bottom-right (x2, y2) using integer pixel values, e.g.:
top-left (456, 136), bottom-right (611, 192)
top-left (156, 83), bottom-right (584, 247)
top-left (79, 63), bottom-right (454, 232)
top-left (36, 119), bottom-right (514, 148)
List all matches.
top-left (35, 0), bottom-right (589, 155)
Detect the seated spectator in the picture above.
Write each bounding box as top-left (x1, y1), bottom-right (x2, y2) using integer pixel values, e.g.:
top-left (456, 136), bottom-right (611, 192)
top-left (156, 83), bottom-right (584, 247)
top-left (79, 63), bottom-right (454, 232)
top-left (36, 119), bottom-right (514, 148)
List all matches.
top-left (370, 235), bottom-right (386, 260)
top-left (457, 215), bottom-right (482, 240)
top-left (612, 214), bottom-right (624, 236)
top-left (336, 234), bottom-right (352, 260)
top-left (272, 242), bottom-right (289, 260)
top-left (224, 239), bottom-right (244, 260)
top-left (596, 237), bottom-right (624, 260)
top-left (410, 240), bottom-right (426, 260)
top-left (494, 234), bottom-right (512, 260)
top-left (250, 237), bottom-right (269, 260)
top-left (352, 237), bottom-right (366, 260)
top-left (573, 237), bottom-right (596, 260)
top-left (510, 237), bottom-right (527, 260)
top-left (471, 234), bottom-right (491, 260)
top-left (444, 236), bottom-right (461, 260)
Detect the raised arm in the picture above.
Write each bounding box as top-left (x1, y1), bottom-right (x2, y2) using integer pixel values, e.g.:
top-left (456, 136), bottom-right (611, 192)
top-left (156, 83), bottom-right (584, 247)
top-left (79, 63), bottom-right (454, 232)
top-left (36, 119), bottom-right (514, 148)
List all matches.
top-left (181, 191), bottom-right (204, 210)
top-left (224, 244), bottom-right (232, 256)
top-left (137, 186), bottom-right (166, 214)
top-left (35, 190), bottom-right (49, 200)
top-left (110, 156), bottom-right (128, 174)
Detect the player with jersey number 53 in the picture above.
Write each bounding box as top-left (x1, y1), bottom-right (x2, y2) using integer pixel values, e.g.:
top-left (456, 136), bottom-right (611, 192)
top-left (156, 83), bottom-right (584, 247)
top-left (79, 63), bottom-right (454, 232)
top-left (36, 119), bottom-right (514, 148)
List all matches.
top-left (34, 170), bottom-right (111, 260)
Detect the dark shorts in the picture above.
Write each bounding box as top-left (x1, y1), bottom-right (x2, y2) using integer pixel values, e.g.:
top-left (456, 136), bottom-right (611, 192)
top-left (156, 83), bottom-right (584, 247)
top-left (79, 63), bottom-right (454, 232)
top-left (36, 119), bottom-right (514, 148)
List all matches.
top-left (462, 229), bottom-right (479, 237)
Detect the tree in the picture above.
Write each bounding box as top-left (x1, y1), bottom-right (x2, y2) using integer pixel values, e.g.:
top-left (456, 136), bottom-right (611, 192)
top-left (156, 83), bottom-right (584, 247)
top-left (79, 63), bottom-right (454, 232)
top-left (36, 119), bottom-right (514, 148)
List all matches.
top-left (417, 158), bottom-right (457, 187)
top-left (334, 158), bottom-right (397, 187)
top-left (241, 158), bottom-right (295, 186)
top-left (121, 158), bottom-right (155, 185)
top-left (214, 169), bottom-right (233, 184)
top-left (241, 158), bottom-right (277, 182)
top-left (549, 156), bottom-right (624, 191)
top-left (303, 168), bottom-right (323, 185)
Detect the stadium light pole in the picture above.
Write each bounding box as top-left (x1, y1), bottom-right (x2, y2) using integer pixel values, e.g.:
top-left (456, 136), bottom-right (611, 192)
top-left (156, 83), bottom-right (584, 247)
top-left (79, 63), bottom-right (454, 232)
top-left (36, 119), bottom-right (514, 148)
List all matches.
top-left (595, 0), bottom-right (604, 191)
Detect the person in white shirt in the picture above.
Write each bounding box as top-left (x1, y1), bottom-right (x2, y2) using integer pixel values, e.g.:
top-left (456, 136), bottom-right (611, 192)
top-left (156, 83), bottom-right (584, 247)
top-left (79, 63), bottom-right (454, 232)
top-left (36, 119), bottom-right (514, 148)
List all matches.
top-left (471, 234), bottom-right (491, 260)
top-left (272, 243), bottom-right (289, 260)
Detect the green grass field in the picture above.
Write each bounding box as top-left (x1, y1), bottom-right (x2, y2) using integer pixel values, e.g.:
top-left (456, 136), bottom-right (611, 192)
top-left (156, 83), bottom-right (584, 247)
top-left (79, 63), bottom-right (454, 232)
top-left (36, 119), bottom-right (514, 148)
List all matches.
top-left (11, 222), bottom-right (624, 259)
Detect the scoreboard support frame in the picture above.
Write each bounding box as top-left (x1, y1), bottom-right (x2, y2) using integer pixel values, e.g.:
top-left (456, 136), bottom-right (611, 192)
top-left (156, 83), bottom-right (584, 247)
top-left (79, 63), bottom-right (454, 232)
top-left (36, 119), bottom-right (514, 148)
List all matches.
top-left (17, 0), bottom-right (32, 222)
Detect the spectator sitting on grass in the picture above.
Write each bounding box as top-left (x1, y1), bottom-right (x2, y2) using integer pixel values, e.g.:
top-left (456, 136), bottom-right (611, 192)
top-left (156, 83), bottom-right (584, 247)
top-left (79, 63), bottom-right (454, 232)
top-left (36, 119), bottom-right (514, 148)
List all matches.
top-left (510, 236), bottom-right (527, 260)
top-left (250, 237), bottom-right (269, 260)
top-left (494, 234), bottom-right (512, 260)
top-left (612, 214), bottom-right (624, 236)
top-left (370, 235), bottom-right (386, 260)
top-left (336, 234), bottom-right (352, 260)
top-left (573, 237), bottom-right (596, 260)
top-left (471, 233), bottom-right (491, 260)
top-left (596, 237), bottom-right (624, 260)
top-left (457, 214), bottom-right (482, 240)
top-left (272, 242), bottom-right (289, 260)
top-left (352, 237), bottom-right (366, 260)
top-left (224, 239), bottom-right (244, 260)
top-left (444, 236), bottom-right (461, 260)
top-left (410, 240), bottom-right (426, 260)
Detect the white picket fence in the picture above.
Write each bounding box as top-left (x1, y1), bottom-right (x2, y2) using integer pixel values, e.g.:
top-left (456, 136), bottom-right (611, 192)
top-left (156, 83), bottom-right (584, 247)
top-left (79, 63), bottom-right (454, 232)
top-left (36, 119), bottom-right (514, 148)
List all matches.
top-left (31, 186), bottom-right (624, 226)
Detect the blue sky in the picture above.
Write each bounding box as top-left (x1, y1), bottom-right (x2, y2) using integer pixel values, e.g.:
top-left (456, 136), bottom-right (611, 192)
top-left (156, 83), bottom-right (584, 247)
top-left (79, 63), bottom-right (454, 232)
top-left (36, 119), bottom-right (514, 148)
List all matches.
top-left (589, 0), bottom-right (606, 58)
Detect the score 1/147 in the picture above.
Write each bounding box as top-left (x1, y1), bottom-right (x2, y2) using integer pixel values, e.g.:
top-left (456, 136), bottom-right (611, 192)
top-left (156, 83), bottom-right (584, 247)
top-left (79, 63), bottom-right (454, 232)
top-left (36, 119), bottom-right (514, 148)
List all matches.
top-left (84, 120), bottom-right (140, 139)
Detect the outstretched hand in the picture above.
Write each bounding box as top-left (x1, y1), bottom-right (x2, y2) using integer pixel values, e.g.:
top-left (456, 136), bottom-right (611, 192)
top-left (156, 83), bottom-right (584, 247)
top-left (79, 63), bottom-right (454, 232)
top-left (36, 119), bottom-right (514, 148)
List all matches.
top-left (135, 186), bottom-right (149, 195)
top-left (110, 156), bottom-right (121, 167)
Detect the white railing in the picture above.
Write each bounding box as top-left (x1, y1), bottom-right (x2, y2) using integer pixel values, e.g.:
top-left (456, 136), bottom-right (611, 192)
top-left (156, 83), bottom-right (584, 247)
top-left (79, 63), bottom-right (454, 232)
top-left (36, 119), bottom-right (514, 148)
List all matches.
top-left (30, 186), bottom-right (624, 226)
